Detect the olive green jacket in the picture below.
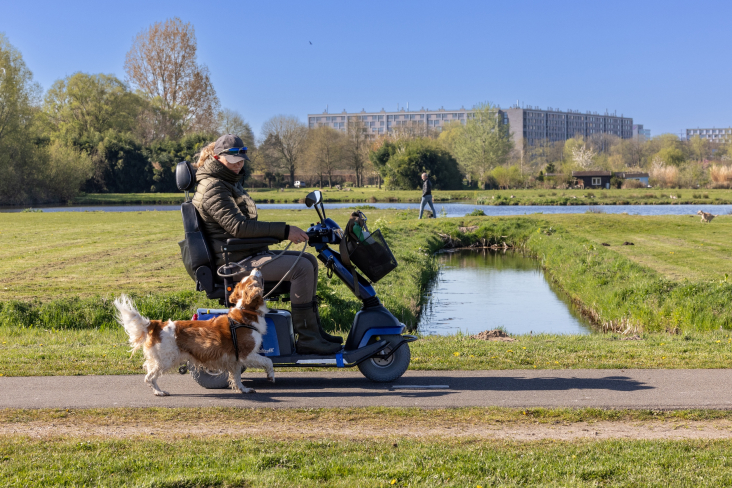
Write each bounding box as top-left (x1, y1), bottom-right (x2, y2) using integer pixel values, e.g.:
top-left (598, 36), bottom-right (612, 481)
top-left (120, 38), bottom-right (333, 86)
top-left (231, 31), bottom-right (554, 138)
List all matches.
top-left (192, 157), bottom-right (287, 265)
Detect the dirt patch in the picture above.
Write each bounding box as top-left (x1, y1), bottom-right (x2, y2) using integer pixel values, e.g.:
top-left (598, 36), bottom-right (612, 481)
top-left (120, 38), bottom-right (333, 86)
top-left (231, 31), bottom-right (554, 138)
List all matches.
top-left (3, 419), bottom-right (732, 441)
top-left (471, 330), bottom-right (516, 342)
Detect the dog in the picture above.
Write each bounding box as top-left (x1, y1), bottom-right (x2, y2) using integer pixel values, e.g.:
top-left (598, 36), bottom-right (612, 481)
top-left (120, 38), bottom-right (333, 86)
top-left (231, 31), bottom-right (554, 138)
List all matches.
top-left (114, 269), bottom-right (274, 396)
top-left (697, 210), bottom-right (716, 223)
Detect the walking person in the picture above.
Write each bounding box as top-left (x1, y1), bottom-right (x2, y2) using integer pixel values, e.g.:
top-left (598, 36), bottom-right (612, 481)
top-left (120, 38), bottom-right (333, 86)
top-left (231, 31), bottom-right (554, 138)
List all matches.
top-left (418, 173), bottom-right (437, 219)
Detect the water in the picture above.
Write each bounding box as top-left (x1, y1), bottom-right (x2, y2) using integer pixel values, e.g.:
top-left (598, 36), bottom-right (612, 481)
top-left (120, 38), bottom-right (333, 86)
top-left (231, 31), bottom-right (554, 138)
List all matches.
top-left (2, 202), bottom-right (731, 217)
top-left (419, 250), bottom-right (592, 336)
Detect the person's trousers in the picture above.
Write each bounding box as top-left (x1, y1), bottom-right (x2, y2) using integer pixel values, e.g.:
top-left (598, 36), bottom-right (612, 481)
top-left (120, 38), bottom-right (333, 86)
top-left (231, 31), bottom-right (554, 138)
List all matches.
top-left (231, 250), bottom-right (318, 305)
top-left (419, 195), bottom-right (437, 218)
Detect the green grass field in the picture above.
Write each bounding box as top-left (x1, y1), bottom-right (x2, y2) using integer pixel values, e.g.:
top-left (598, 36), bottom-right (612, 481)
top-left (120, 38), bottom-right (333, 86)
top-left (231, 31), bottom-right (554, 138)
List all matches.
top-left (67, 187), bottom-right (732, 206)
top-left (3, 434), bottom-right (732, 486)
top-left (2, 209), bottom-right (732, 375)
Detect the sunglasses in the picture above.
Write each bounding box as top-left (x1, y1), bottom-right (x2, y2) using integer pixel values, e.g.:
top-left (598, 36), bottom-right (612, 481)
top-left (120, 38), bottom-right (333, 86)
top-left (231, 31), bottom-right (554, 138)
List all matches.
top-left (219, 147), bottom-right (248, 156)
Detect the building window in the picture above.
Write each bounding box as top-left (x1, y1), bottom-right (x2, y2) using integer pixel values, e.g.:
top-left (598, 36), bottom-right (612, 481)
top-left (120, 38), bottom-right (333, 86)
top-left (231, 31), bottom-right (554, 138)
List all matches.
top-left (591, 177), bottom-right (601, 186)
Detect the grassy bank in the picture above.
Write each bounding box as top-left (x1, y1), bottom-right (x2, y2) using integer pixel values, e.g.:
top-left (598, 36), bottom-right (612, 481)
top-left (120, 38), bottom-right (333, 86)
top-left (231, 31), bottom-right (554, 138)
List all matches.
top-left (3, 433), bottom-right (732, 486)
top-left (67, 187), bottom-right (732, 206)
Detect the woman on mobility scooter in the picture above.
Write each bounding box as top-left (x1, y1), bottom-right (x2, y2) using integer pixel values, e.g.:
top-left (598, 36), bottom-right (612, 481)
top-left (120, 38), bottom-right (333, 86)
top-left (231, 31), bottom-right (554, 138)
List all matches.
top-left (191, 134), bottom-right (342, 355)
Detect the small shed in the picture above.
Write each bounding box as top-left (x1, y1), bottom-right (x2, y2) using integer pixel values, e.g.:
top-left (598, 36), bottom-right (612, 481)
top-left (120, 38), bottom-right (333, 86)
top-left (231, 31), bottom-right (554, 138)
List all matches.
top-left (572, 171), bottom-right (612, 189)
top-left (615, 172), bottom-right (650, 186)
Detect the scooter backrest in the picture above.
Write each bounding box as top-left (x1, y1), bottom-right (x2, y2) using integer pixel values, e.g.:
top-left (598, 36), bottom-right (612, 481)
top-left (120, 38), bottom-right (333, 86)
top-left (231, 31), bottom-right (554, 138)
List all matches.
top-left (176, 161), bottom-right (196, 192)
top-left (181, 201), bottom-right (214, 273)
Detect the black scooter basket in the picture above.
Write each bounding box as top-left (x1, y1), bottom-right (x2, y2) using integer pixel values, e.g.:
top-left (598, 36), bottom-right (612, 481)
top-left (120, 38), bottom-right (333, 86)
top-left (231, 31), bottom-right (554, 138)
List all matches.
top-left (348, 229), bottom-right (398, 282)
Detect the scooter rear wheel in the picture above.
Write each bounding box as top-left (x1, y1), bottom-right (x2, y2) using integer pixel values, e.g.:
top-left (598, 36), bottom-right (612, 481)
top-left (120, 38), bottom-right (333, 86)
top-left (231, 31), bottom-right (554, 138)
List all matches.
top-left (357, 338), bottom-right (410, 383)
top-left (189, 364), bottom-right (246, 389)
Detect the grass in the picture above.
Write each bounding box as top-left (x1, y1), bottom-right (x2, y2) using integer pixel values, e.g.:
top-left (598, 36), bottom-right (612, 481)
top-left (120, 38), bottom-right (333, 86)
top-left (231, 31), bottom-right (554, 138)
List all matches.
top-left (66, 187), bottom-right (732, 206)
top-left (4, 434), bottom-right (732, 486)
top-left (6, 406), bottom-right (732, 425)
top-left (4, 327), bottom-right (732, 376)
top-left (3, 209), bottom-right (732, 375)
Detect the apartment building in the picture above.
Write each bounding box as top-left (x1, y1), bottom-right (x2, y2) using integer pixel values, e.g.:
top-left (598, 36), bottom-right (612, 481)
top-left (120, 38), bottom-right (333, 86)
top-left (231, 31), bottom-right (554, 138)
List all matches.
top-left (501, 106), bottom-right (633, 148)
top-left (307, 106), bottom-right (633, 148)
top-left (633, 124), bottom-right (651, 141)
top-left (686, 128), bottom-right (731, 143)
top-left (307, 107), bottom-right (475, 137)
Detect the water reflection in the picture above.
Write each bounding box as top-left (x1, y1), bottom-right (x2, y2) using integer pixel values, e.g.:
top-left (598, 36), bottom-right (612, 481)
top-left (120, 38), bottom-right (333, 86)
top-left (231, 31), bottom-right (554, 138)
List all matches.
top-left (419, 250), bottom-right (592, 336)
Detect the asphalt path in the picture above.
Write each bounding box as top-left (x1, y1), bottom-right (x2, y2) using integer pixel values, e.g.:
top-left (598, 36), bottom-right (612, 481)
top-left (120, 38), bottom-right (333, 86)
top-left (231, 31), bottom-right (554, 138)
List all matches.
top-left (2, 370), bottom-right (732, 409)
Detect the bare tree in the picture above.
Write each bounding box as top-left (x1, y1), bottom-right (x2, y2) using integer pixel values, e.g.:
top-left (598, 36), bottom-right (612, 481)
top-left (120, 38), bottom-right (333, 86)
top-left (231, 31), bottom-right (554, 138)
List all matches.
top-left (304, 126), bottom-right (346, 188)
top-left (345, 119), bottom-right (371, 187)
top-left (124, 17), bottom-right (220, 139)
top-left (261, 115), bottom-right (308, 186)
top-left (218, 108), bottom-right (254, 147)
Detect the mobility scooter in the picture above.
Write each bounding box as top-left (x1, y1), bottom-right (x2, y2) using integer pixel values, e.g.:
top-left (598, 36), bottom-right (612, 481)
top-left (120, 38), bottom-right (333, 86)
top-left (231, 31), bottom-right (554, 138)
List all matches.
top-left (175, 160), bottom-right (417, 388)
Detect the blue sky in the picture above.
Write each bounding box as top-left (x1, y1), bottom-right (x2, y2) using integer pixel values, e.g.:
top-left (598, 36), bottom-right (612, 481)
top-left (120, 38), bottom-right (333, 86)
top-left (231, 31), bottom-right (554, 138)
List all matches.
top-left (2, 0), bottom-right (730, 138)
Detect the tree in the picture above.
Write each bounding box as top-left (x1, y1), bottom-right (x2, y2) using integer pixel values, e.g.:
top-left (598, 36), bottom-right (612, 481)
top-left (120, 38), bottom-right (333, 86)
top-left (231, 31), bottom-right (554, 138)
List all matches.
top-left (43, 73), bottom-right (142, 148)
top-left (218, 108), bottom-right (254, 148)
top-left (369, 138), bottom-right (463, 190)
top-left (124, 17), bottom-right (220, 139)
top-left (570, 144), bottom-right (596, 169)
top-left (453, 102), bottom-right (513, 188)
top-left (261, 115), bottom-right (308, 185)
top-left (345, 118), bottom-right (371, 187)
top-left (304, 126), bottom-right (346, 187)
top-left (0, 33), bottom-right (41, 203)
top-left (689, 135), bottom-right (710, 161)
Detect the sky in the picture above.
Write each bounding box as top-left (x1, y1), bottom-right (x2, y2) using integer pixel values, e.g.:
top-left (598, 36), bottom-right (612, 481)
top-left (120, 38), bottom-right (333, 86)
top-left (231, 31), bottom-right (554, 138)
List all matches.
top-left (2, 0), bottom-right (730, 138)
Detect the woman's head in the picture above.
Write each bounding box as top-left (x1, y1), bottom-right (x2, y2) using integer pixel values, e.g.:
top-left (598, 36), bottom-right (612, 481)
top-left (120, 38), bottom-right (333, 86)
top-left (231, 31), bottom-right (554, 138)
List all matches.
top-left (195, 134), bottom-right (249, 174)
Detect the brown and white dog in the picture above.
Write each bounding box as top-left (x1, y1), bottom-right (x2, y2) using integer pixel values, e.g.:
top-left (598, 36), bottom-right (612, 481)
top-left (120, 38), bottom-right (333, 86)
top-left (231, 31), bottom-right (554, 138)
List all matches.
top-left (698, 210), bottom-right (716, 223)
top-left (114, 269), bottom-right (274, 396)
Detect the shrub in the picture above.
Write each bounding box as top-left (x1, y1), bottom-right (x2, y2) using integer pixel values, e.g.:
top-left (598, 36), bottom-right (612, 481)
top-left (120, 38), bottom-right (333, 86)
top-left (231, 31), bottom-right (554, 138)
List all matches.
top-left (466, 209), bottom-right (486, 216)
top-left (621, 179), bottom-right (646, 189)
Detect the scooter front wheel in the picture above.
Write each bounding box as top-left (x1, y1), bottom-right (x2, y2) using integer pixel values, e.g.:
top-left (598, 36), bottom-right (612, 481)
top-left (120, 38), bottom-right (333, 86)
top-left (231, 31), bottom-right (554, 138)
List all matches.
top-left (357, 339), bottom-right (410, 383)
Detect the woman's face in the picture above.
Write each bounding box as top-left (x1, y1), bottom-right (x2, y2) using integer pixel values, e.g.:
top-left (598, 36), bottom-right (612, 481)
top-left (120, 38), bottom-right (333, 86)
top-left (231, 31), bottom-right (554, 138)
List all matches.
top-left (218, 156), bottom-right (245, 174)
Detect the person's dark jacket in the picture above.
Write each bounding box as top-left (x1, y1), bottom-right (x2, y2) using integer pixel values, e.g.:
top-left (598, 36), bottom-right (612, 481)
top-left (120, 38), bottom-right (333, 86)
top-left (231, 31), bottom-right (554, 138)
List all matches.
top-left (192, 157), bottom-right (288, 265)
top-left (422, 179), bottom-right (432, 197)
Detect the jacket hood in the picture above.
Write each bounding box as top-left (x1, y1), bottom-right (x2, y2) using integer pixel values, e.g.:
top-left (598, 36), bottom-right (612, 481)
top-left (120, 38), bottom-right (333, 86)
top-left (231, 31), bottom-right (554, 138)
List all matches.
top-left (196, 157), bottom-right (244, 185)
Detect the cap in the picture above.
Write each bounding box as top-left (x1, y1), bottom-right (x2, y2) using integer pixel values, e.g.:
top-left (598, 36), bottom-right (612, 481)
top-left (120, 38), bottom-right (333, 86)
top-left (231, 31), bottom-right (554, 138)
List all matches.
top-left (214, 134), bottom-right (247, 164)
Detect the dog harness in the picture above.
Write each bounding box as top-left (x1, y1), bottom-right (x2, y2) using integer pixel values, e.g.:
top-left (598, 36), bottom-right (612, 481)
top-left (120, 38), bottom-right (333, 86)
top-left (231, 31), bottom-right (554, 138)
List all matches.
top-left (228, 309), bottom-right (263, 361)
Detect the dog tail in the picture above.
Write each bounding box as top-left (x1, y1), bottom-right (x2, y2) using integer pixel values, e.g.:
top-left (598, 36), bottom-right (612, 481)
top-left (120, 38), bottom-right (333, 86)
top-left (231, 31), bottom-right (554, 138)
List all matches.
top-left (113, 294), bottom-right (150, 354)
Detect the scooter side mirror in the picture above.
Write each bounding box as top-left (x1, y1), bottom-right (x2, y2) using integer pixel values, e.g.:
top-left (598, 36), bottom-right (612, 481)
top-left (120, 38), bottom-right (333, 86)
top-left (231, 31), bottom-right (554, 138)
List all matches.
top-left (305, 190), bottom-right (322, 208)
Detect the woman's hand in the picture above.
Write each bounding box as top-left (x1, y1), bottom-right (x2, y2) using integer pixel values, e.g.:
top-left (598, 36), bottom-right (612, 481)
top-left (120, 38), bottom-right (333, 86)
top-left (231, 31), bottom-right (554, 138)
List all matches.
top-left (287, 226), bottom-right (309, 244)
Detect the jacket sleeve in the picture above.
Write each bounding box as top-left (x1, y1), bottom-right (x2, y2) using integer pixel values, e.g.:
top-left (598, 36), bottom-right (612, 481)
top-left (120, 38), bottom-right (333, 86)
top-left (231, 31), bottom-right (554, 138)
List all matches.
top-left (202, 182), bottom-right (288, 239)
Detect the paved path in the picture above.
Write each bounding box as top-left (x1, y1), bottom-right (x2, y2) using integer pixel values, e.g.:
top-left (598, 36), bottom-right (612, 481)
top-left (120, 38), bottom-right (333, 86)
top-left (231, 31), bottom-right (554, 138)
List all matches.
top-left (2, 370), bottom-right (732, 409)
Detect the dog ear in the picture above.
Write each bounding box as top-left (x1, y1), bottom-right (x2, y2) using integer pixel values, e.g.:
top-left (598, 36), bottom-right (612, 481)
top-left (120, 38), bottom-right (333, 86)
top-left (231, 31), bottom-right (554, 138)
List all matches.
top-left (229, 278), bottom-right (249, 304)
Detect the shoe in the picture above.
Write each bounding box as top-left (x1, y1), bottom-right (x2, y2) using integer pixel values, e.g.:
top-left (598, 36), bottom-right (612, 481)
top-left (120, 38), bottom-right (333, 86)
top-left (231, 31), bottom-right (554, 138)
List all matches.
top-left (292, 303), bottom-right (343, 355)
top-left (312, 298), bottom-right (343, 344)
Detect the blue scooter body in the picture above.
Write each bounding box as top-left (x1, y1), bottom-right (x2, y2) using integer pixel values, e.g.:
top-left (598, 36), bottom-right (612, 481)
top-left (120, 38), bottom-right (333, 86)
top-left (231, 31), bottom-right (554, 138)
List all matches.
top-left (197, 199), bottom-right (417, 370)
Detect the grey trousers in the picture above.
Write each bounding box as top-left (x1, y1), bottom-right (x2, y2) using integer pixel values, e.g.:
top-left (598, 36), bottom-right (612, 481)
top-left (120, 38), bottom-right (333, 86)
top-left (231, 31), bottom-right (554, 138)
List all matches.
top-left (419, 195), bottom-right (437, 218)
top-left (232, 250), bottom-right (318, 305)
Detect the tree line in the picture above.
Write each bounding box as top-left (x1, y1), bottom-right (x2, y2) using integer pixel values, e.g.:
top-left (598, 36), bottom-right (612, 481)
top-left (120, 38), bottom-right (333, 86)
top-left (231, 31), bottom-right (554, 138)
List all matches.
top-left (0, 17), bottom-right (397, 205)
top-left (2, 16), bottom-right (729, 205)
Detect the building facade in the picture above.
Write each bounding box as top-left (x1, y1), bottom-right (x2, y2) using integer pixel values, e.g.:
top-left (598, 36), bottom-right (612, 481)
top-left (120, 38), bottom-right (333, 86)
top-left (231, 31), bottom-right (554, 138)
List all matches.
top-left (686, 128), bottom-right (731, 143)
top-left (307, 107), bottom-right (474, 137)
top-left (632, 124), bottom-right (651, 141)
top-left (572, 171), bottom-right (613, 189)
top-left (501, 107), bottom-right (633, 148)
top-left (308, 106), bottom-right (633, 148)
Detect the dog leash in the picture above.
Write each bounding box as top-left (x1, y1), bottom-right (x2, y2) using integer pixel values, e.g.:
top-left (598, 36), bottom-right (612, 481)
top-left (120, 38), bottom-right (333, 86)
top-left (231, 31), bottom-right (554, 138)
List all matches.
top-left (217, 242), bottom-right (308, 300)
